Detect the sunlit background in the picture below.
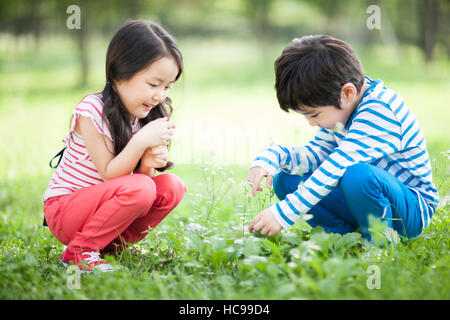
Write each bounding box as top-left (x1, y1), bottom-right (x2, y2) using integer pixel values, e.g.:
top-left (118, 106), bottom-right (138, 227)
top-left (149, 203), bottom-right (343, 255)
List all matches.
top-left (0, 1), bottom-right (449, 300)
top-left (0, 0), bottom-right (449, 176)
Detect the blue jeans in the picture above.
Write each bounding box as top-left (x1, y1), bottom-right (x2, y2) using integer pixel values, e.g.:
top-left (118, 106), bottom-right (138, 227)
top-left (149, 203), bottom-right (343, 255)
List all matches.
top-left (273, 163), bottom-right (423, 240)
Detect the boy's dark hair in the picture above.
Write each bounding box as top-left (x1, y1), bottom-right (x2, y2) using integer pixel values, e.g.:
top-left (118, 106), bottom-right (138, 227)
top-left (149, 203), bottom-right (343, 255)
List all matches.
top-left (274, 35), bottom-right (364, 112)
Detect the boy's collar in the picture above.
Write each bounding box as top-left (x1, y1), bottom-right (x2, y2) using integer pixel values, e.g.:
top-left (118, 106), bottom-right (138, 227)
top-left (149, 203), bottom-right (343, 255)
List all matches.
top-left (344, 76), bottom-right (382, 130)
top-left (361, 76), bottom-right (382, 99)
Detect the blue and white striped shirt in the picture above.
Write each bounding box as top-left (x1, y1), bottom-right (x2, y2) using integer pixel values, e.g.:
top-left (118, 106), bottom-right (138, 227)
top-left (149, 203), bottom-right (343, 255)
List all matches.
top-left (251, 76), bottom-right (439, 230)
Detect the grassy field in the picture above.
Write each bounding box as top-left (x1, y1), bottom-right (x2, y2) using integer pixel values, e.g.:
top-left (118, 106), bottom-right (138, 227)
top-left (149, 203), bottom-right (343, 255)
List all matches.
top-left (0, 36), bottom-right (449, 300)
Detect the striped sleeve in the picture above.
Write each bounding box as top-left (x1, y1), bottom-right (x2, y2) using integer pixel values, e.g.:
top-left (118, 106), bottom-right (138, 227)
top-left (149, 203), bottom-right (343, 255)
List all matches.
top-left (250, 128), bottom-right (337, 176)
top-left (271, 102), bottom-right (402, 229)
top-left (68, 95), bottom-right (112, 142)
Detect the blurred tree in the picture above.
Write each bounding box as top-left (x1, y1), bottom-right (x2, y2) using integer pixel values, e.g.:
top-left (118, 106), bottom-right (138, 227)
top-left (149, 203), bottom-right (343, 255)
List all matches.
top-left (242, 0), bottom-right (274, 41)
top-left (52, 0), bottom-right (151, 87)
top-left (302, 0), bottom-right (351, 35)
top-left (392, 0), bottom-right (448, 62)
top-left (418, 0), bottom-right (439, 62)
top-left (375, 0), bottom-right (402, 59)
top-left (1, 0), bottom-right (448, 77)
top-left (438, 0), bottom-right (450, 59)
top-left (361, 0), bottom-right (379, 48)
top-left (0, 0), bottom-right (44, 51)
top-left (392, 0), bottom-right (418, 45)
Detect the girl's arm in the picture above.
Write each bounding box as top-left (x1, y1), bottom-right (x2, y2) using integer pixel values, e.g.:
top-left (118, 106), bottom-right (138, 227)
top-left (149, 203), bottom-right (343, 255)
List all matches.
top-left (76, 115), bottom-right (174, 181)
top-left (76, 116), bottom-right (147, 180)
top-left (135, 165), bottom-right (156, 177)
top-left (135, 145), bottom-right (169, 177)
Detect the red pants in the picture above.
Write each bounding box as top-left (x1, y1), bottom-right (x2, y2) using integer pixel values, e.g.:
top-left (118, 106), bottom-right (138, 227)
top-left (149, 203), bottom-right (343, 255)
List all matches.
top-left (44, 173), bottom-right (186, 253)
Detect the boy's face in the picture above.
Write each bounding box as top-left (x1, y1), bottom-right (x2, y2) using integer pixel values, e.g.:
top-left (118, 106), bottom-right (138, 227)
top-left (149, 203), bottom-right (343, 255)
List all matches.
top-left (298, 105), bottom-right (351, 130)
top-left (297, 82), bottom-right (367, 130)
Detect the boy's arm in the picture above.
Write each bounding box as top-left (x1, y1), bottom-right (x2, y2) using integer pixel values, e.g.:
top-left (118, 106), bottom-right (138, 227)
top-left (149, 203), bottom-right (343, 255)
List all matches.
top-left (250, 128), bottom-right (337, 176)
top-left (272, 103), bottom-right (402, 229)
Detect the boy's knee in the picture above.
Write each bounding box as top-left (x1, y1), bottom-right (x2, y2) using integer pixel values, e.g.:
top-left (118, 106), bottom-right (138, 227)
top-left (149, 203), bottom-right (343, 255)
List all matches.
top-left (273, 171), bottom-right (301, 200)
top-left (272, 172), bottom-right (285, 200)
top-left (340, 163), bottom-right (379, 196)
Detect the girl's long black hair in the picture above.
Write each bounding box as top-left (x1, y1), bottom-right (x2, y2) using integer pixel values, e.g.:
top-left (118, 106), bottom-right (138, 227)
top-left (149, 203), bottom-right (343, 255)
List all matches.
top-left (100, 20), bottom-right (183, 172)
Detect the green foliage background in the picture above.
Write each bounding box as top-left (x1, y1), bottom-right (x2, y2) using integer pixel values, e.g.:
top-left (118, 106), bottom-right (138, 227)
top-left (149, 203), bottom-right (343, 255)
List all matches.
top-left (0, 0), bottom-right (449, 300)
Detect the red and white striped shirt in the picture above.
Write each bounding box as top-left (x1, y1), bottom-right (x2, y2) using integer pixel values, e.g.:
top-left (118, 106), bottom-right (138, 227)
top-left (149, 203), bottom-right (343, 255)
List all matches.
top-left (42, 94), bottom-right (141, 203)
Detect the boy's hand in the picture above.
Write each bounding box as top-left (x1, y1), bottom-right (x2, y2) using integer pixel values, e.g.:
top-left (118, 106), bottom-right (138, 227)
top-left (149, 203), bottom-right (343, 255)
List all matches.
top-left (248, 208), bottom-right (282, 237)
top-left (248, 166), bottom-right (273, 197)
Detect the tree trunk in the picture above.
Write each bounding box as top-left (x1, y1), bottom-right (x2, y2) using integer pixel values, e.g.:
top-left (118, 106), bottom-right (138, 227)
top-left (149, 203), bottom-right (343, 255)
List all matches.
top-left (244, 0), bottom-right (272, 42)
top-left (78, 0), bottom-right (88, 87)
top-left (418, 0), bottom-right (438, 62)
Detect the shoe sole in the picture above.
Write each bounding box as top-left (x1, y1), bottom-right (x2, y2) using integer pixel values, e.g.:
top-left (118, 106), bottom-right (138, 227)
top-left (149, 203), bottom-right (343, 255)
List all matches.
top-left (62, 261), bottom-right (115, 273)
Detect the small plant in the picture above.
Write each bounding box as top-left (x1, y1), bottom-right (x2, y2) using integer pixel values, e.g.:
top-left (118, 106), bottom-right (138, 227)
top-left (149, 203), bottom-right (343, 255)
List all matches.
top-left (433, 150), bottom-right (450, 206)
top-left (235, 179), bottom-right (275, 237)
top-left (197, 153), bottom-right (235, 224)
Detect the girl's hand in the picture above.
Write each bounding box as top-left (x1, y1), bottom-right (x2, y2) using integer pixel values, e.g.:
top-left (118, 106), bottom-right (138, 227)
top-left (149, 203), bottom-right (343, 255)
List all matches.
top-left (136, 117), bottom-right (176, 148)
top-left (247, 166), bottom-right (273, 197)
top-left (248, 208), bottom-right (282, 237)
top-left (141, 145), bottom-right (169, 169)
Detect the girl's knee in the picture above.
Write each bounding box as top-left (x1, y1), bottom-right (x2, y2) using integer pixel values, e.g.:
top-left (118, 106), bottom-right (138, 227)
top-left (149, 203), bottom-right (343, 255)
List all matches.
top-left (132, 174), bottom-right (157, 193)
top-left (154, 173), bottom-right (186, 202)
top-left (159, 173), bottom-right (186, 191)
top-left (121, 174), bottom-right (157, 209)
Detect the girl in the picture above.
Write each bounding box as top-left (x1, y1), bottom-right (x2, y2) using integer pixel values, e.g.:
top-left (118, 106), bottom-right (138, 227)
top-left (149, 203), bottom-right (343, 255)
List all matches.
top-left (43, 20), bottom-right (186, 272)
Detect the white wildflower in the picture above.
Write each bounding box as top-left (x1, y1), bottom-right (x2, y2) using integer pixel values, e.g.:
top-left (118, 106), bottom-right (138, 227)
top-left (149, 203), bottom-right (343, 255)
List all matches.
top-left (185, 223), bottom-right (207, 235)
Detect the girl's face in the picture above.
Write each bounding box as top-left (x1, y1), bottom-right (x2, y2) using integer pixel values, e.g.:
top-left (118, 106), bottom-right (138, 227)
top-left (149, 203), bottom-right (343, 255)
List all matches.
top-left (114, 56), bottom-right (179, 122)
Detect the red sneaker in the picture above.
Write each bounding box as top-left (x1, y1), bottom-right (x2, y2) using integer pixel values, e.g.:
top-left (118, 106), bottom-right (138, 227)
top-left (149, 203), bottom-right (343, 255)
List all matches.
top-left (61, 247), bottom-right (115, 272)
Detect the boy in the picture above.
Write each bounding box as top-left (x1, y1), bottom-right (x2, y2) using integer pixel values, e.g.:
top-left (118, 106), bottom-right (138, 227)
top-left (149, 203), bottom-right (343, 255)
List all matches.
top-left (248, 35), bottom-right (439, 240)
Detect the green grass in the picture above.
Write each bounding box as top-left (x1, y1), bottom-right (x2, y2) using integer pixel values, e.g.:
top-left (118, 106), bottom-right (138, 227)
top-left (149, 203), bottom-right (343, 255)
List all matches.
top-left (0, 164), bottom-right (449, 299)
top-left (0, 36), bottom-right (449, 299)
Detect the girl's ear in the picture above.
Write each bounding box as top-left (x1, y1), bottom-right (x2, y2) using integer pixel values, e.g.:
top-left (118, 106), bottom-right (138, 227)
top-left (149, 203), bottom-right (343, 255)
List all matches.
top-left (111, 80), bottom-right (119, 93)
